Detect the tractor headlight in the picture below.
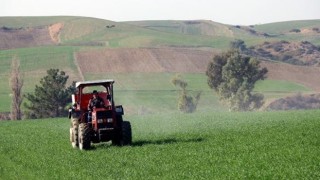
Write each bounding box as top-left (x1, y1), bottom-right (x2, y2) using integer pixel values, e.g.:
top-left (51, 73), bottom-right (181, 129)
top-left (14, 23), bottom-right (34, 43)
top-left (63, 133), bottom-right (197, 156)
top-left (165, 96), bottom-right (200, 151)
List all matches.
top-left (97, 119), bottom-right (103, 123)
top-left (107, 118), bottom-right (113, 123)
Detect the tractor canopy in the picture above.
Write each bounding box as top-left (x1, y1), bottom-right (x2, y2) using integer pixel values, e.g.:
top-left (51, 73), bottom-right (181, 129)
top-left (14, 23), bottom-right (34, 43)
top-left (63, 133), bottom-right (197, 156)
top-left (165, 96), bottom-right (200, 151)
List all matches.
top-left (72, 79), bottom-right (115, 111)
top-left (75, 79), bottom-right (115, 88)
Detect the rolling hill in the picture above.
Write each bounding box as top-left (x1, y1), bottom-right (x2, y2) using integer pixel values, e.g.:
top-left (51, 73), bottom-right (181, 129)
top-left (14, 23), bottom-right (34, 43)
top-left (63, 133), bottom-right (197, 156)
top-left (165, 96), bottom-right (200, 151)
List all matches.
top-left (0, 16), bottom-right (320, 114)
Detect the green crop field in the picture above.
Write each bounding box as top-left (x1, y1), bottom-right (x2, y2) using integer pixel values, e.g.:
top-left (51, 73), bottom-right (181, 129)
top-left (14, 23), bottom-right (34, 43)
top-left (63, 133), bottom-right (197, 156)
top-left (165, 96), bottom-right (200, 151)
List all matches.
top-left (0, 46), bottom-right (80, 112)
top-left (0, 46), bottom-right (78, 73)
top-left (85, 73), bottom-right (311, 114)
top-left (0, 110), bottom-right (319, 179)
top-left (0, 71), bottom-right (311, 113)
top-left (255, 80), bottom-right (311, 93)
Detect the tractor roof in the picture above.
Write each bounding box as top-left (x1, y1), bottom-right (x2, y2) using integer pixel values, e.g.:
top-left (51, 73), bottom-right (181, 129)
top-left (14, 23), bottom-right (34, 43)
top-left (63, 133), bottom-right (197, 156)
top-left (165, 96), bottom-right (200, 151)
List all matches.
top-left (76, 79), bottom-right (115, 88)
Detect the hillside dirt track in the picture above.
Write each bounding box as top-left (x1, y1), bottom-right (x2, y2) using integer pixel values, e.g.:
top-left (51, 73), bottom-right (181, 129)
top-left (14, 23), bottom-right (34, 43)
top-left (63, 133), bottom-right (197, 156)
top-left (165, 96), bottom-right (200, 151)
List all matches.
top-left (75, 48), bottom-right (320, 91)
top-left (48, 23), bottom-right (63, 43)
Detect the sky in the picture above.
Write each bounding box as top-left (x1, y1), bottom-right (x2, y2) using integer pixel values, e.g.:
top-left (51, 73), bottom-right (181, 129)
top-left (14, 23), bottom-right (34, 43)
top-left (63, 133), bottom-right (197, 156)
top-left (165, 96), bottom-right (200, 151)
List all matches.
top-left (1, 0), bottom-right (320, 25)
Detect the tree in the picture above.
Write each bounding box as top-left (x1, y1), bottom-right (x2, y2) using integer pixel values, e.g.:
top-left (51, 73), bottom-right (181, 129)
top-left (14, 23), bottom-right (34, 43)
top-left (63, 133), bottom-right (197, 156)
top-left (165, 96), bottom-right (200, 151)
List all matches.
top-left (10, 56), bottom-right (24, 120)
top-left (24, 69), bottom-right (76, 119)
top-left (206, 49), bottom-right (268, 111)
top-left (230, 39), bottom-right (247, 52)
top-left (171, 74), bottom-right (201, 113)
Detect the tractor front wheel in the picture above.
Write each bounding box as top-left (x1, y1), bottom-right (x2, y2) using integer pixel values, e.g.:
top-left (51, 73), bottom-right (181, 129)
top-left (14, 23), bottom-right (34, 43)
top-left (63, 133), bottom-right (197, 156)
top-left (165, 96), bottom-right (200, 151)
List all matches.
top-left (70, 118), bottom-right (79, 148)
top-left (112, 121), bottom-right (132, 146)
top-left (78, 123), bottom-right (91, 150)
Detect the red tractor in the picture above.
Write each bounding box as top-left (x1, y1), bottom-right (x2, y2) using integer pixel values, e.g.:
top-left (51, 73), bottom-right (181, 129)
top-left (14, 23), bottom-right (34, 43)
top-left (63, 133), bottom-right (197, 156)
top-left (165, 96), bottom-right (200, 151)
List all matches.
top-left (68, 79), bottom-right (132, 150)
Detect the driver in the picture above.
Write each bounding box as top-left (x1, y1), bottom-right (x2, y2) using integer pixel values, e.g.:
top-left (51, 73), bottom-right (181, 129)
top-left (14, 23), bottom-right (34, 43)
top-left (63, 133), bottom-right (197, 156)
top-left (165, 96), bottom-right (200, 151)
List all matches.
top-left (88, 90), bottom-right (105, 110)
top-left (87, 90), bottom-right (105, 123)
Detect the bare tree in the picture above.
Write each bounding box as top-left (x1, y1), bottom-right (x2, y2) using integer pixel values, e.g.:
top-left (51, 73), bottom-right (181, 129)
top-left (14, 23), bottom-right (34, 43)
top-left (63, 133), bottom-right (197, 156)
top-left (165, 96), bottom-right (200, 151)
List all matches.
top-left (10, 56), bottom-right (24, 120)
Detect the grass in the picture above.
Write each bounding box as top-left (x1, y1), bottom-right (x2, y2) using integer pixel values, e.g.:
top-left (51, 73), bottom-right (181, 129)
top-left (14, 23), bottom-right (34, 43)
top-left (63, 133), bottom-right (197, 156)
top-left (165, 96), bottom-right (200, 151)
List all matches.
top-left (0, 46), bottom-right (77, 73)
top-left (0, 71), bottom-right (311, 113)
top-left (254, 20), bottom-right (320, 45)
top-left (0, 16), bottom-right (77, 28)
top-left (0, 46), bottom-right (79, 112)
top-left (85, 73), bottom-right (211, 91)
top-left (119, 76), bottom-right (313, 114)
top-left (49, 17), bottom-right (234, 49)
top-left (86, 73), bottom-right (311, 93)
top-left (0, 110), bottom-right (320, 179)
top-left (84, 73), bottom-right (311, 114)
top-left (255, 20), bottom-right (320, 34)
top-left (2, 17), bottom-right (319, 47)
top-left (255, 79), bottom-right (311, 92)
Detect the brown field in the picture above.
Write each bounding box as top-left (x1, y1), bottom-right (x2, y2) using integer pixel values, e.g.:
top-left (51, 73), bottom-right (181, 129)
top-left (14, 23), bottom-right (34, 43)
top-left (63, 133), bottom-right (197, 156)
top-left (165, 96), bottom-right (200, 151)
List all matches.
top-left (261, 61), bottom-right (320, 91)
top-left (0, 25), bottom-right (56, 50)
top-left (76, 48), bottom-right (213, 73)
top-left (75, 47), bottom-right (320, 91)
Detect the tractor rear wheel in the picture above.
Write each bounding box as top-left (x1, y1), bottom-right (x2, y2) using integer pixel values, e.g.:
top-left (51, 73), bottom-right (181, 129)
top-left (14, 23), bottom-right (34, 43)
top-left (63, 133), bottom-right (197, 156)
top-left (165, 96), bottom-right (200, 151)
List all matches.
top-left (112, 121), bottom-right (132, 146)
top-left (78, 123), bottom-right (91, 150)
top-left (121, 121), bottom-right (132, 145)
top-left (70, 118), bottom-right (79, 148)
